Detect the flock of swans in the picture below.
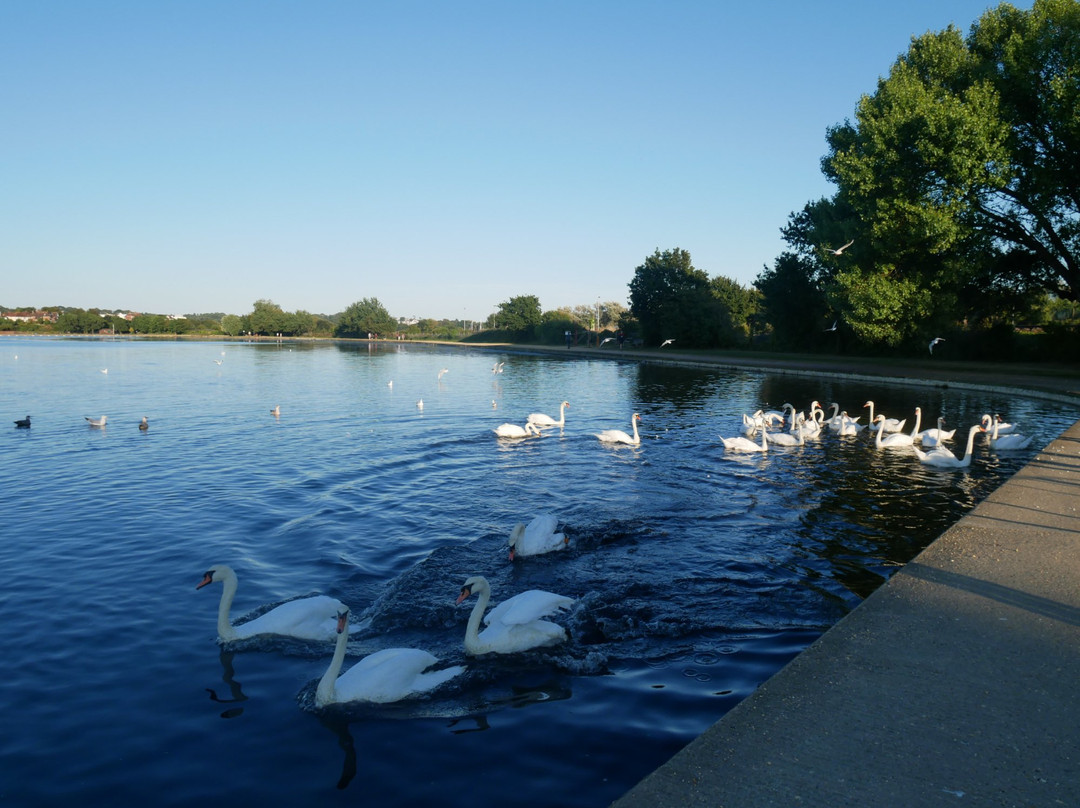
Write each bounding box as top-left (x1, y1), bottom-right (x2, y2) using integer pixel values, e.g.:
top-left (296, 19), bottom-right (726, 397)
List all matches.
top-left (721, 399), bottom-right (1034, 470)
top-left (494, 400), bottom-right (644, 446)
top-left (197, 512), bottom-right (574, 707)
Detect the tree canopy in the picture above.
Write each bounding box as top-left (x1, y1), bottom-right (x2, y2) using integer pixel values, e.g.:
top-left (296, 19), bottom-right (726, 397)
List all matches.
top-left (491, 295), bottom-right (542, 333)
top-left (335, 297), bottom-right (397, 338)
top-left (764, 0), bottom-right (1080, 348)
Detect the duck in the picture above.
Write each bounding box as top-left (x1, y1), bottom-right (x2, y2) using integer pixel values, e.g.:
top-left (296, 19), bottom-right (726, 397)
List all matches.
top-left (197, 564), bottom-right (343, 643)
top-left (913, 424), bottom-right (983, 468)
top-left (493, 422), bottom-right (542, 439)
top-left (314, 605), bottom-right (465, 706)
top-left (527, 401), bottom-right (570, 430)
top-left (14, 415), bottom-right (31, 428)
top-left (508, 514), bottom-right (569, 560)
top-left (595, 413), bottom-right (641, 445)
top-left (139, 416), bottom-right (149, 431)
top-left (456, 576), bottom-right (573, 655)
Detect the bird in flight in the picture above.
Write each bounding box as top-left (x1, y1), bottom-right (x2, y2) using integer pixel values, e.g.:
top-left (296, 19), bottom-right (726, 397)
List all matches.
top-left (824, 239), bottom-right (854, 256)
top-left (929, 337), bottom-right (945, 355)
top-left (600, 337), bottom-right (614, 346)
top-left (660, 339), bottom-right (675, 347)
top-left (824, 320), bottom-right (838, 332)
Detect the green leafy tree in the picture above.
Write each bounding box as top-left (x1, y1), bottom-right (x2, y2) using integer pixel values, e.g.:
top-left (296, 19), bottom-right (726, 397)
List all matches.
top-left (709, 275), bottom-right (760, 343)
top-left (335, 297), bottom-right (396, 338)
top-left (628, 248), bottom-right (718, 346)
top-left (248, 299), bottom-right (289, 336)
top-left (220, 314), bottom-right (243, 336)
top-left (755, 253), bottom-right (831, 349)
top-left (492, 295), bottom-right (542, 334)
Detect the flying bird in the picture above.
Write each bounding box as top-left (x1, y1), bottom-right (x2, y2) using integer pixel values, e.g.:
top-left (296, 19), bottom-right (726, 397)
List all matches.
top-left (929, 337), bottom-right (945, 355)
top-left (213, 358), bottom-right (223, 365)
top-left (660, 339), bottom-right (675, 348)
top-left (600, 337), bottom-right (614, 346)
top-left (824, 239), bottom-right (854, 256)
top-left (438, 368), bottom-right (449, 380)
top-left (824, 320), bottom-right (838, 332)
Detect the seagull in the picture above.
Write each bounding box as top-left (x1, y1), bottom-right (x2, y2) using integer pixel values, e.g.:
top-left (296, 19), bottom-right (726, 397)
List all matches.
top-left (438, 368), bottom-right (449, 380)
top-left (14, 415), bottom-right (30, 428)
top-left (139, 416), bottom-right (149, 431)
top-left (417, 398), bottom-right (424, 411)
top-left (85, 415), bottom-right (107, 427)
top-left (929, 337), bottom-right (945, 355)
top-left (660, 339), bottom-right (675, 347)
top-left (824, 239), bottom-right (854, 256)
top-left (491, 362), bottom-right (505, 374)
top-left (387, 380), bottom-right (393, 389)
top-left (100, 368), bottom-right (108, 374)
top-left (491, 400), bottom-right (497, 409)
top-left (824, 320), bottom-right (838, 332)
top-left (600, 337), bottom-right (614, 346)
top-left (270, 405), bottom-right (281, 417)
top-left (213, 358), bottom-right (223, 365)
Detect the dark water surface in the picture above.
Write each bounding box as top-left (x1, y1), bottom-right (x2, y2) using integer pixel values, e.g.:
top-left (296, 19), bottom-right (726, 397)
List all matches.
top-left (1, 337), bottom-right (1074, 807)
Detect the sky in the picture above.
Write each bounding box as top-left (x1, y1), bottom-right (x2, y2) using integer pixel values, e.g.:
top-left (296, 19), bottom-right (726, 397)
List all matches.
top-left (1, 0), bottom-right (1026, 322)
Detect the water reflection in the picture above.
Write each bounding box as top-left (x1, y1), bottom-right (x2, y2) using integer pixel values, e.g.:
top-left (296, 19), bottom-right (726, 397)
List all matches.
top-left (205, 650), bottom-right (249, 719)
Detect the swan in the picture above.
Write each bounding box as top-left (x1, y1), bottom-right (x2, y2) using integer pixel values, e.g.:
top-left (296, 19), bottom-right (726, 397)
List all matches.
top-left (837, 411), bottom-right (864, 436)
top-left (527, 401), bottom-right (570, 429)
top-left (917, 416), bottom-right (955, 447)
top-left (823, 402), bottom-right (844, 430)
top-left (741, 410), bottom-right (765, 435)
top-left (493, 422), bottom-right (542, 439)
top-left (981, 414), bottom-right (1018, 435)
top-left (197, 564), bottom-right (343, 642)
top-left (85, 415), bottom-right (107, 427)
top-left (761, 403), bottom-right (794, 427)
top-left (721, 422), bottom-right (769, 453)
top-left (508, 514), bottom-right (568, 560)
top-left (767, 417), bottom-right (806, 447)
top-left (314, 605), bottom-right (465, 706)
top-left (873, 407), bottom-right (920, 449)
top-left (596, 413), bottom-right (641, 445)
top-left (913, 424), bottom-right (983, 468)
top-left (987, 418), bottom-right (1033, 450)
top-left (456, 576), bottom-right (573, 655)
top-left (864, 401), bottom-right (905, 433)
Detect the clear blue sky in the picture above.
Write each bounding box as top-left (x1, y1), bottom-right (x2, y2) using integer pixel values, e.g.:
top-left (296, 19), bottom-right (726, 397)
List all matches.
top-left (1, 1), bottom-right (1021, 322)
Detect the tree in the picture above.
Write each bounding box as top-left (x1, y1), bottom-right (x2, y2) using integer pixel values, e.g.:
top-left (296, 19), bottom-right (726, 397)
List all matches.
top-left (789, 0), bottom-right (1080, 348)
top-left (248, 299), bottom-right (289, 336)
top-left (492, 295), bottom-right (542, 333)
top-left (755, 253), bottom-right (831, 349)
top-left (628, 248), bottom-right (720, 346)
top-left (335, 298), bottom-right (396, 338)
top-left (221, 314), bottom-right (243, 336)
top-left (709, 275), bottom-right (760, 344)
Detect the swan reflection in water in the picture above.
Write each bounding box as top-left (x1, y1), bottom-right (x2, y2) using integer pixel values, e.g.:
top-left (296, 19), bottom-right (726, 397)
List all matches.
top-left (205, 649), bottom-right (249, 719)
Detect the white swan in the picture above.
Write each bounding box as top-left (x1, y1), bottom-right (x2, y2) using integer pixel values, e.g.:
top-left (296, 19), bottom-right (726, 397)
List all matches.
top-left (456, 576), bottom-right (573, 655)
top-left (873, 407), bottom-right (921, 449)
top-left (913, 424), bottom-right (983, 468)
top-left (508, 514), bottom-right (568, 560)
top-left (596, 413), bottom-right (641, 445)
top-left (981, 414), bottom-right (1018, 435)
top-left (741, 410), bottom-right (765, 435)
top-left (493, 422), bottom-right (541, 439)
top-left (863, 401), bottom-right (905, 433)
top-left (766, 417), bottom-right (806, 447)
top-left (197, 564), bottom-right (343, 642)
top-left (917, 416), bottom-right (955, 447)
top-left (987, 418), bottom-right (1033, 450)
top-left (315, 605), bottom-right (465, 706)
top-left (837, 411), bottom-right (865, 436)
top-left (721, 423), bottom-right (769, 453)
top-left (527, 400), bottom-right (570, 429)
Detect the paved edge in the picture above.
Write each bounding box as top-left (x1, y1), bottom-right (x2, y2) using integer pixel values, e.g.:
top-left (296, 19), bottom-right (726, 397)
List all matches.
top-left (610, 419), bottom-right (1080, 807)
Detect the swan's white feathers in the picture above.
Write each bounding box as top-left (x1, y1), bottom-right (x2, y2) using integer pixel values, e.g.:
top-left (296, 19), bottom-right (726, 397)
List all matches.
top-left (329, 647), bottom-right (466, 705)
top-left (508, 514), bottom-right (568, 559)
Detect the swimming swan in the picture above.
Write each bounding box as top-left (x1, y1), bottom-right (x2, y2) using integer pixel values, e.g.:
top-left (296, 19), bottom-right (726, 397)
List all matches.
top-left (913, 424), bottom-right (983, 468)
top-left (596, 413), bottom-right (641, 445)
top-left (527, 401), bottom-right (569, 429)
top-left (863, 401), bottom-right (905, 433)
top-left (315, 605), bottom-right (465, 706)
top-left (493, 422), bottom-right (542, 439)
top-left (987, 417), bottom-right (1033, 450)
top-left (508, 514), bottom-right (568, 560)
top-left (721, 423), bottom-right (769, 453)
top-left (197, 564), bottom-right (342, 642)
top-left (873, 408), bottom-right (921, 449)
top-left (456, 576), bottom-right (573, 655)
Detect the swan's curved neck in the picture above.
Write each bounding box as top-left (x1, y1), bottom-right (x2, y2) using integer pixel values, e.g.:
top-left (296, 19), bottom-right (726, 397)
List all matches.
top-left (217, 572), bottom-right (240, 641)
top-left (910, 409), bottom-right (921, 437)
top-left (631, 418), bottom-right (639, 443)
top-left (960, 427), bottom-right (979, 464)
top-left (316, 623), bottom-right (349, 705)
top-left (464, 585), bottom-right (491, 655)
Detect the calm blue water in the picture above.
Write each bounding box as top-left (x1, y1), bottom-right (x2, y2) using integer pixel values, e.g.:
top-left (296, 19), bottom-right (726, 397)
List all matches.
top-left (1, 337), bottom-right (1075, 807)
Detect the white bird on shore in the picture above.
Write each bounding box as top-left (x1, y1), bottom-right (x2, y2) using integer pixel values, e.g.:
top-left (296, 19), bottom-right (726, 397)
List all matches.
top-left (825, 239), bottom-right (854, 256)
top-left (85, 415), bottom-right (107, 427)
top-left (929, 337), bottom-right (945, 355)
top-left (314, 605), bottom-right (465, 706)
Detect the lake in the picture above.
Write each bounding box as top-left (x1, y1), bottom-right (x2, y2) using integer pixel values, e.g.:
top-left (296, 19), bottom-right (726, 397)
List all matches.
top-left (1, 336), bottom-right (1075, 807)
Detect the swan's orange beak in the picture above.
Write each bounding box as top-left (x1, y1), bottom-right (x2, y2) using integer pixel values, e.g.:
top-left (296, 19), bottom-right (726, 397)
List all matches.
top-left (456, 586), bottom-right (472, 605)
top-left (336, 611), bottom-right (348, 634)
top-left (196, 572), bottom-right (213, 590)
top-left (508, 548), bottom-right (515, 561)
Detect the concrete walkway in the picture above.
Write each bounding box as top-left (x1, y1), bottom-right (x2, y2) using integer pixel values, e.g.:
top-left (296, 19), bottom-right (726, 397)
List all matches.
top-left (612, 419), bottom-right (1080, 807)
